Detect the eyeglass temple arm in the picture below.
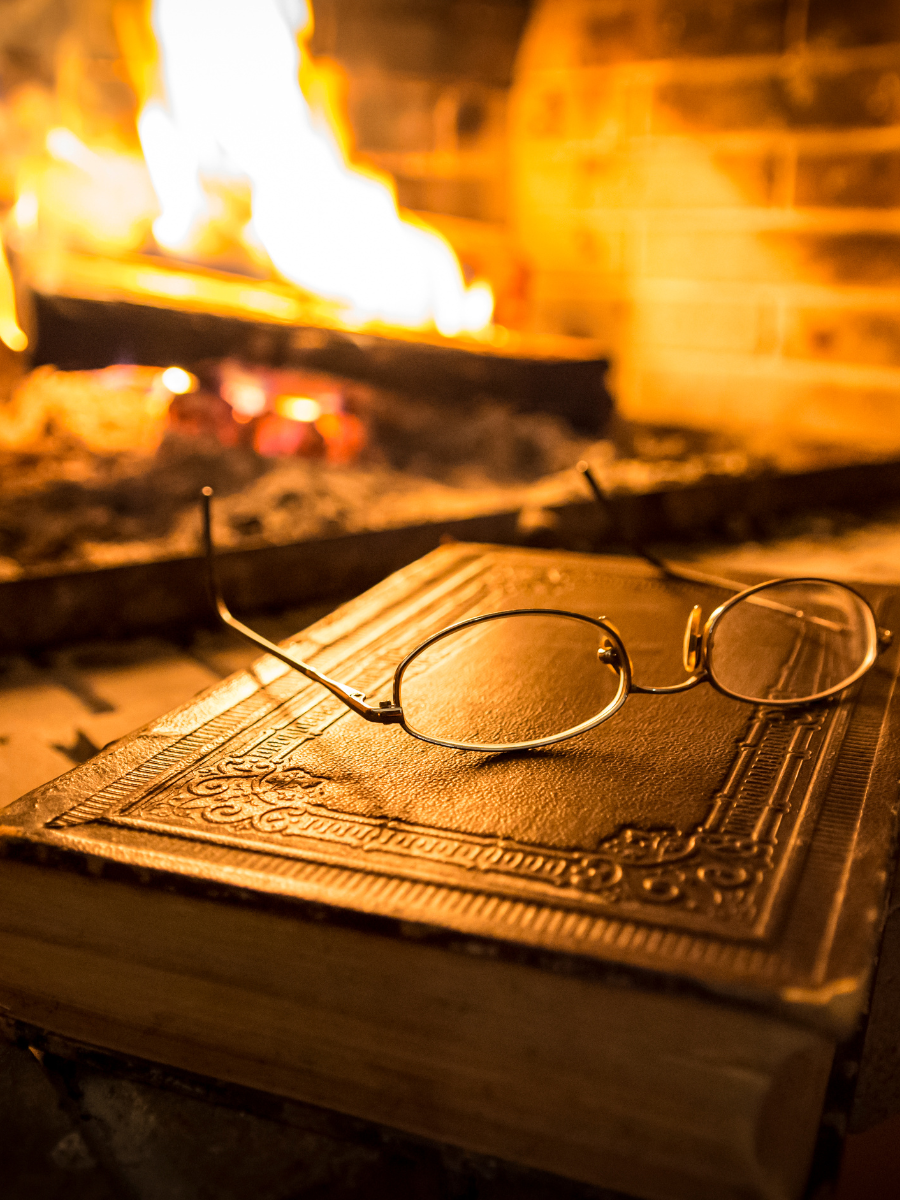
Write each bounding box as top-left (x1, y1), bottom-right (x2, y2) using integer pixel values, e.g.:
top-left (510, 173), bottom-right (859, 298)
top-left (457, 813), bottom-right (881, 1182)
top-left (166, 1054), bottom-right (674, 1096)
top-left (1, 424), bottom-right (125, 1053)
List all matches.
top-left (577, 462), bottom-right (748, 591)
top-left (577, 463), bottom-right (891, 642)
top-left (200, 489), bottom-right (402, 724)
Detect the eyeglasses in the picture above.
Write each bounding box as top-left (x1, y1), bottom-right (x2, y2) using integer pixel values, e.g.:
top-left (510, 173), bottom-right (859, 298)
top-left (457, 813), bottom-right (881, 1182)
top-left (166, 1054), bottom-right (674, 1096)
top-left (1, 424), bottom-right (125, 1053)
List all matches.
top-left (200, 469), bottom-right (892, 754)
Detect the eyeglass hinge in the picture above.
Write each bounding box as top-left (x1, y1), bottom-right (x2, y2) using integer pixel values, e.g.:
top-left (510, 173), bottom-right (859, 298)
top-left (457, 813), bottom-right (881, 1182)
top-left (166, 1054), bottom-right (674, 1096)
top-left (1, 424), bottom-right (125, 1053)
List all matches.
top-left (597, 641), bottom-right (620, 667)
top-left (361, 702), bottom-right (404, 725)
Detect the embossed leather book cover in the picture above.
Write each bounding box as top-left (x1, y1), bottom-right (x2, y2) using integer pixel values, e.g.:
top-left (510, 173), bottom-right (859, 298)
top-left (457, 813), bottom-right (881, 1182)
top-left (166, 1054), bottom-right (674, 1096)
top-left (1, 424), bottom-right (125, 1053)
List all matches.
top-left (2, 543), bottom-right (900, 1200)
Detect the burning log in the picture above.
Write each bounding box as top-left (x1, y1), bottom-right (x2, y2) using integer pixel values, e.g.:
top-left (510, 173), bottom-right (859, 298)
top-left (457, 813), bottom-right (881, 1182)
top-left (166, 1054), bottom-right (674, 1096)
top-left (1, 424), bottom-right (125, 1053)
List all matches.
top-left (9, 246), bottom-right (613, 436)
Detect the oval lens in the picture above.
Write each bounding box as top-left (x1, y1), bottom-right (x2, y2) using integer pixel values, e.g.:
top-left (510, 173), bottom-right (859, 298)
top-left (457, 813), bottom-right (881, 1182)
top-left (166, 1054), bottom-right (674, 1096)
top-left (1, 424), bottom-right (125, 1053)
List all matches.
top-left (397, 612), bottom-right (625, 750)
top-left (707, 580), bottom-right (876, 704)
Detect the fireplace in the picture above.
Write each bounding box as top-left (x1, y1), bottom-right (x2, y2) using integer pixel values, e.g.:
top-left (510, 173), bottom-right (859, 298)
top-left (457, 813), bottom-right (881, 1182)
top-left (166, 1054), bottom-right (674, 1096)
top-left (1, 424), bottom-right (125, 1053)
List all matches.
top-left (1, 0), bottom-right (900, 650)
top-left (0, 1), bottom-right (601, 624)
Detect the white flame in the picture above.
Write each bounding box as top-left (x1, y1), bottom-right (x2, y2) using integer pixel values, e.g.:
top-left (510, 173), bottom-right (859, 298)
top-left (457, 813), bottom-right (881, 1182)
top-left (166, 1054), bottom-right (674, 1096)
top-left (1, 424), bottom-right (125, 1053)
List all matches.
top-left (12, 192), bottom-right (39, 233)
top-left (139, 0), bottom-right (492, 335)
top-left (138, 103), bottom-right (211, 250)
top-left (160, 366), bottom-right (197, 393)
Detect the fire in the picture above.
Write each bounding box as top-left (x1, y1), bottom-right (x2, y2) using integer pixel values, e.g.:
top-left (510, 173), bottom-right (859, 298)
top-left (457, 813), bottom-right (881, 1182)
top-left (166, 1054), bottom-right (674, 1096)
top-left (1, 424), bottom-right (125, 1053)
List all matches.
top-left (159, 366), bottom-right (197, 394)
top-left (0, 365), bottom-right (173, 453)
top-left (1, 0), bottom-right (493, 343)
top-left (0, 242), bottom-right (27, 353)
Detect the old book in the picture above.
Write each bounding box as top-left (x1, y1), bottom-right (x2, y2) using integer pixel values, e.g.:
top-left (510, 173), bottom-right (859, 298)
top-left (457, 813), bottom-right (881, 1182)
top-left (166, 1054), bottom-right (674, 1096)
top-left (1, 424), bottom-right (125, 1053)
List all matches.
top-left (1, 543), bottom-right (899, 1200)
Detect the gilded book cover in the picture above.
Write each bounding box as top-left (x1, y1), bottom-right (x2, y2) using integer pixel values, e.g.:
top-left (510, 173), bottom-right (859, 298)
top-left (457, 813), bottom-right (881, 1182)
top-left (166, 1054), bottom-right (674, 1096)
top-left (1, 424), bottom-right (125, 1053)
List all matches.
top-left (4, 543), bottom-right (900, 1032)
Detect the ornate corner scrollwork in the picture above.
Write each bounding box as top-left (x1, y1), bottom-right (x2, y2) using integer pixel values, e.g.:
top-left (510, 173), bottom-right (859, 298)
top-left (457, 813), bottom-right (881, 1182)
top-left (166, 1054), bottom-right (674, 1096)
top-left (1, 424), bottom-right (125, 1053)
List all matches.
top-left (590, 825), bottom-right (774, 919)
top-left (142, 755), bottom-right (331, 832)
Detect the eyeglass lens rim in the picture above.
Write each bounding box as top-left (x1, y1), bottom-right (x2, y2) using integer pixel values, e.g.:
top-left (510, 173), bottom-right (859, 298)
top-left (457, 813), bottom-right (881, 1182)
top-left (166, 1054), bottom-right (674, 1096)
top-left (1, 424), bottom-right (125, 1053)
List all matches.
top-left (392, 608), bottom-right (633, 752)
top-left (701, 575), bottom-right (880, 706)
top-left (200, 485), bottom-right (885, 749)
top-left (391, 578), bottom-right (881, 751)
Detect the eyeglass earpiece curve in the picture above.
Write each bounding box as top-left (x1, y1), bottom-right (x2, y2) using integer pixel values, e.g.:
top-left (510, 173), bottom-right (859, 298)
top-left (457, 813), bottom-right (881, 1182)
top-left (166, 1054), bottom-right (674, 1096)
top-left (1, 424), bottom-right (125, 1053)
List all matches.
top-left (683, 605), bottom-right (703, 673)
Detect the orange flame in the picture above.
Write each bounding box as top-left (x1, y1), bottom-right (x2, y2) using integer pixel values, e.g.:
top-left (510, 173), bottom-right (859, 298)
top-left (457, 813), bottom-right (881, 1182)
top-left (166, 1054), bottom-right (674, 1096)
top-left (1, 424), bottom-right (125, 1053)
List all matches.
top-left (123, 0), bottom-right (493, 335)
top-left (0, 242), bottom-right (27, 352)
top-left (3, 0), bottom-right (493, 344)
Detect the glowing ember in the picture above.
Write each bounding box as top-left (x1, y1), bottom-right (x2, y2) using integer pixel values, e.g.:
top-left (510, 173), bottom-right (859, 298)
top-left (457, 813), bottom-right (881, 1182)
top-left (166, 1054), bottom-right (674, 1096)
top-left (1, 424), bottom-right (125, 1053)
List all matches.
top-left (276, 396), bottom-right (321, 423)
top-left (219, 363), bottom-right (268, 420)
top-left (160, 366), bottom-right (197, 394)
top-left (0, 365), bottom-right (172, 453)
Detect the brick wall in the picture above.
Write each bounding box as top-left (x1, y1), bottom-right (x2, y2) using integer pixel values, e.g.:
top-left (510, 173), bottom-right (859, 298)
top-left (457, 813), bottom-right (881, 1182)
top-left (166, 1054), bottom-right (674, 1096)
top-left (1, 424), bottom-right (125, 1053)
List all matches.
top-left (311, 0), bottom-right (530, 224)
top-left (510, 0), bottom-right (900, 450)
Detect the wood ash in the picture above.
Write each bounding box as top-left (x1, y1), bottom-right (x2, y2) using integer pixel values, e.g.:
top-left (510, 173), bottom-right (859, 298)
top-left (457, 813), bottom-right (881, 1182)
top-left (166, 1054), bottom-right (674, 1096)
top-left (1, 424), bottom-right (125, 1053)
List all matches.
top-left (0, 360), bottom-right (760, 579)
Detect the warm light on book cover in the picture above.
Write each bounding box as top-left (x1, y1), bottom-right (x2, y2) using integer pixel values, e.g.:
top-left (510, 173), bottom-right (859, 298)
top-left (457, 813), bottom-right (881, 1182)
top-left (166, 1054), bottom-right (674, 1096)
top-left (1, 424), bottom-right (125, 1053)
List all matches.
top-left (2, 543), bottom-right (899, 1200)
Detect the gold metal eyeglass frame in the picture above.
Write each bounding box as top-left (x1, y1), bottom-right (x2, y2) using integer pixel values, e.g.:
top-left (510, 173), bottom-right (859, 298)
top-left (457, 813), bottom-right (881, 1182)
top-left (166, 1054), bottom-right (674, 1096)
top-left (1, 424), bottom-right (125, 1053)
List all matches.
top-left (200, 469), bottom-right (892, 754)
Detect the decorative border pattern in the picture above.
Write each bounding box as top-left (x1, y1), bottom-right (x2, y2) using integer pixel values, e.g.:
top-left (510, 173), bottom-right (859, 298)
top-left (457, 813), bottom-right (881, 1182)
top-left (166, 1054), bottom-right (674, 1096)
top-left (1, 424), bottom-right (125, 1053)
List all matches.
top-left (102, 702), bottom-right (832, 929)
top-left (45, 554), bottom-right (845, 934)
